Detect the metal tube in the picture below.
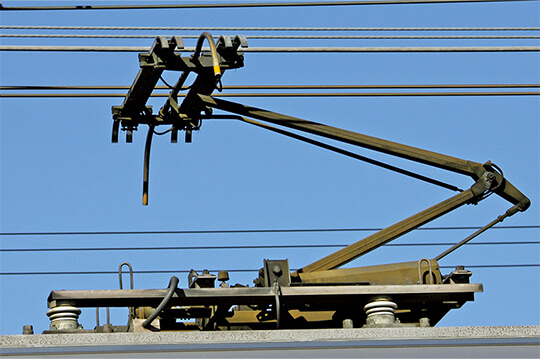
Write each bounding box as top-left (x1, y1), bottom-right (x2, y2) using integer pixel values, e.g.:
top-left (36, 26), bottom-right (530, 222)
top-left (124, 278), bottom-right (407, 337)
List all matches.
top-left (434, 208), bottom-right (515, 261)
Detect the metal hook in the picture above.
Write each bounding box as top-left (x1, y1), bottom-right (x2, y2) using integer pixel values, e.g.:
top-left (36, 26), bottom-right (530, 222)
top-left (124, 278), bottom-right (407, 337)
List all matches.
top-left (418, 258), bottom-right (434, 284)
top-left (119, 262), bottom-right (134, 290)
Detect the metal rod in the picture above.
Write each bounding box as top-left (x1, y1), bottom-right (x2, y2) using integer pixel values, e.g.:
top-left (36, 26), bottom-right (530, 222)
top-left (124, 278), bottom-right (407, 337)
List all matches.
top-left (238, 116), bottom-right (463, 191)
top-left (298, 189), bottom-right (478, 272)
top-left (160, 71), bottom-right (190, 116)
top-left (435, 210), bottom-right (512, 260)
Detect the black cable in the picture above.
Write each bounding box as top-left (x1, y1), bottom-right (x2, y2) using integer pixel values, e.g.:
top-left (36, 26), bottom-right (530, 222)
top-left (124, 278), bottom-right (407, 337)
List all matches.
top-left (0, 0), bottom-right (535, 11)
top-left (1, 241), bottom-right (538, 253)
top-left (142, 276), bottom-right (179, 330)
top-left (2, 84), bottom-right (539, 91)
top-left (1, 26), bottom-right (539, 31)
top-left (2, 45), bottom-right (539, 52)
top-left (0, 225), bottom-right (537, 237)
top-left (3, 33), bottom-right (540, 40)
top-left (2, 91), bottom-right (539, 98)
top-left (1, 264), bottom-right (538, 276)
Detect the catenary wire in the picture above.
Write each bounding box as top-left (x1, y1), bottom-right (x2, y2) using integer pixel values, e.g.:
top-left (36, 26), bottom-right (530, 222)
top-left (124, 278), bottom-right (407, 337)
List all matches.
top-left (1, 225), bottom-right (537, 237)
top-left (2, 34), bottom-right (540, 40)
top-left (0, 0), bottom-right (535, 11)
top-left (1, 45), bottom-right (539, 52)
top-left (1, 264), bottom-right (538, 276)
top-left (1, 26), bottom-right (539, 31)
top-left (1, 241), bottom-right (538, 253)
top-left (3, 84), bottom-right (538, 91)
top-left (2, 92), bottom-right (538, 98)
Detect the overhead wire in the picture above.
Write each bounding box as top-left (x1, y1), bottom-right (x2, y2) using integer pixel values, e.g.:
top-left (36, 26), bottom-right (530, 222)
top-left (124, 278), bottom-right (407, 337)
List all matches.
top-left (0, 6), bottom-right (536, 280)
top-left (2, 34), bottom-right (540, 40)
top-left (2, 91), bottom-right (538, 98)
top-left (1, 264), bottom-right (539, 276)
top-left (1, 241), bottom-right (538, 253)
top-left (2, 45), bottom-right (539, 52)
top-left (0, 0), bottom-right (536, 11)
top-left (1, 26), bottom-right (539, 31)
top-left (3, 84), bottom-right (538, 90)
top-left (0, 3), bottom-right (537, 326)
top-left (1, 225), bottom-right (537, 237)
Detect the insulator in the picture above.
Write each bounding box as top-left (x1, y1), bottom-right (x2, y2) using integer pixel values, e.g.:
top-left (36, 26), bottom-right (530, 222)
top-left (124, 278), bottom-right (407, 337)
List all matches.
top-left (364, 298), bottom-right (397, 326)
top-left (47, 305), bottom-right (81, 331)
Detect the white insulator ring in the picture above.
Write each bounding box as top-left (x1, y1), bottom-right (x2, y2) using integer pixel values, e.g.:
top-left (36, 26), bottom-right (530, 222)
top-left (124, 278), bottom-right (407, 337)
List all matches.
top-left (48, 312), bottom-right (80, 321)
top-left (365, 309), bottom-right (395, 317)
top-left (47, 306), bottom-right (81, 318)
top-left (364, 300), bottom-right (397, 312)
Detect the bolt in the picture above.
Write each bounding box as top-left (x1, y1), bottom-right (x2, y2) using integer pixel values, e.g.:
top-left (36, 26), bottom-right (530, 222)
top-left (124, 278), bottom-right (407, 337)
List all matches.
top-left (343, 319), bottom-right (354, 329)
top-left (22, 325), bottom-right (34, 335)
top-left (272, 265), bottom-right (282, 276)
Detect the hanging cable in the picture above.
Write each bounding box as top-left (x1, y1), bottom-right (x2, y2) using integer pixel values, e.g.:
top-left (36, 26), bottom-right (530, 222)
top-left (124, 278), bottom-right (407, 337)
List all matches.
top-left (0, 0), bottom-right (535, 11)
top-left (142, 125), bottom-right (154, 206)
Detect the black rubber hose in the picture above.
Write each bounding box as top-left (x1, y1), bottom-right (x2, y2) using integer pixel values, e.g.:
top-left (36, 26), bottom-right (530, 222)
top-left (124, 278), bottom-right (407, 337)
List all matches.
top-left (142, 276), bottom-right (179, 329)
top-left (142, 125), bottom-right (154, 206)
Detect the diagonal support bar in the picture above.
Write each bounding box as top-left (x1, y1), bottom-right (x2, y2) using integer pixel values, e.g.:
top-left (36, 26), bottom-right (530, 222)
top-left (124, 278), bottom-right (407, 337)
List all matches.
top-left (296, 187), bottom-right (478, 273)
top-left (198, 95), bottom-right (530, 210)
top-left (198, 95), bottom-right (482, 176)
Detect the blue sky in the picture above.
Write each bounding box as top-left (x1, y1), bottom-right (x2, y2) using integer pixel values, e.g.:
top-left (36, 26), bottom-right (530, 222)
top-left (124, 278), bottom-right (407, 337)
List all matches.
top-left (0, 0), bottom-right (539, 335)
